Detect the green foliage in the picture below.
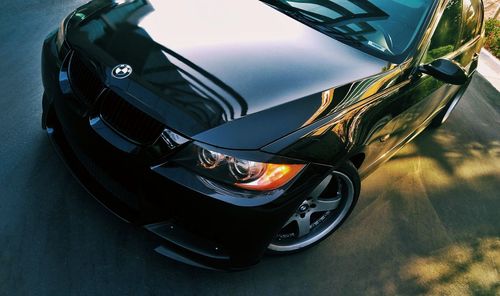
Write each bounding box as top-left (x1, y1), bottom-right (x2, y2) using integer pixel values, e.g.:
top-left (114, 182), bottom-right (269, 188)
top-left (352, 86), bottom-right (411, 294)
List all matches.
top-left (485, 18), bottom-right (500, 58)
top-left (425, 45), bottom-right (455, 63)
top-left (423, 0), bottom-right (462, 63)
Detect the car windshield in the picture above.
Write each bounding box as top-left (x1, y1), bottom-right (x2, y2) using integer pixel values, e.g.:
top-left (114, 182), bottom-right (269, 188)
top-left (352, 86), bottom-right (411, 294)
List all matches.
top-left (263, 0), bottom-right (435, 62)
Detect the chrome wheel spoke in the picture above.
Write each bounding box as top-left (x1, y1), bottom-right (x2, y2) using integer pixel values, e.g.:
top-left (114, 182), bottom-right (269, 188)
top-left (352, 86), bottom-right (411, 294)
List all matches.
top-left (308, 175), bottom-right (332, 199)
top-left (297, 213), bottom-right (312, 237)
top-left (313, 197), bottom-right (341, 212)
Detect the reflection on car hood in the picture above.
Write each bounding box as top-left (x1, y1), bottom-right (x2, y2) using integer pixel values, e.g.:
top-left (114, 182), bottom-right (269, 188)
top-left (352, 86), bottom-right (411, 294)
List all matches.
top-left (66, 0), bottom-right (388, 149)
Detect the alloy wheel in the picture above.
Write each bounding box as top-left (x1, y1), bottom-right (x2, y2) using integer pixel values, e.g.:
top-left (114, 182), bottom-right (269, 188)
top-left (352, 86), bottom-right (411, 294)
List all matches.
top-left (268, 170), bottom-right (356, 252)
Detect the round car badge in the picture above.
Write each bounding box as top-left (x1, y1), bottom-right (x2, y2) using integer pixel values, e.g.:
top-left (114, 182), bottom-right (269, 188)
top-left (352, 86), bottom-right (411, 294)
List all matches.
top-left (111, 64), bottom-right (133, 79)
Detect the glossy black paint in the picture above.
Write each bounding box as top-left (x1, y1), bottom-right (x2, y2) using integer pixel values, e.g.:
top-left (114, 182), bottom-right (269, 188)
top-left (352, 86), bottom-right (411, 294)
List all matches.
top-left (41, 0), bottom-right (485, 269)
top-left (63, 0), bottom-right (387, 147)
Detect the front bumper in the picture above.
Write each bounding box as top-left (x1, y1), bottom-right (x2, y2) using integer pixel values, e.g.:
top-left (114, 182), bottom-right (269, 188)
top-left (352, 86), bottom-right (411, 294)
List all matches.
top-left (41, 32), bottom-right (329, 270)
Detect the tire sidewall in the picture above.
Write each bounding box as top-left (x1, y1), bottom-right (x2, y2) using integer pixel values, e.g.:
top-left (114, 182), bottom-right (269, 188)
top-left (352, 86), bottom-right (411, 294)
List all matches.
top-left (267, 161), bottom-right (361, 255)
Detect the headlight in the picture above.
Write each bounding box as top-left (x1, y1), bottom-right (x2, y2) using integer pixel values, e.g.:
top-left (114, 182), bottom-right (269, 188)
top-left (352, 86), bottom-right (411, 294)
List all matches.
top-left (198, 149), bottom-right (225, 169)
top-left (173, 144), bottom-right (305, 192)
top-left (228, 158), bottom-right (267, 182)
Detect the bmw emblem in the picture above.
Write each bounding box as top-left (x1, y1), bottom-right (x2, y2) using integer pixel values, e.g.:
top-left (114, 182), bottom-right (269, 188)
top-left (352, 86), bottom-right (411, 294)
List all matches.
top-left (111, 64), bottom-right (133, 79)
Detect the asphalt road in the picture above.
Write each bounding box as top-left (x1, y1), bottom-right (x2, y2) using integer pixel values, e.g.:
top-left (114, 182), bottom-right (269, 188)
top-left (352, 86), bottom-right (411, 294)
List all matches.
top-left (1, 1), bottom-right (499, 295)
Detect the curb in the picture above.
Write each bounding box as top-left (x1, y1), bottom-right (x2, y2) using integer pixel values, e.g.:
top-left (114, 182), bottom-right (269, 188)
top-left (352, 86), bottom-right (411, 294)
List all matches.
top-left (477, 49), bottom-right (500, 92)
top-left (480, 48), bottom-right (500, 67)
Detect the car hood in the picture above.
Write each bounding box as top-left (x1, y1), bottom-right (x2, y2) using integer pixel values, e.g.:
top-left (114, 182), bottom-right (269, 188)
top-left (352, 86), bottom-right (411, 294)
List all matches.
top-left (66, 0), bottom-right (388, 149)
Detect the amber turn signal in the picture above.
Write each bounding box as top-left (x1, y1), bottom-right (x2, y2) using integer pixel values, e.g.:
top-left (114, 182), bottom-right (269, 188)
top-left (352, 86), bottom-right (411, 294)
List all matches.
top-left (234, 164), bottom-right (305, 191)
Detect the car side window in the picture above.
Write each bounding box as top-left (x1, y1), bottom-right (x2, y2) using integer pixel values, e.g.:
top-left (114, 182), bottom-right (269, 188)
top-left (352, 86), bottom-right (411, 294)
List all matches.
top-left (424, 0), bottom-right (463, 63)
top-left (460, 0), bottom-right (482, 45)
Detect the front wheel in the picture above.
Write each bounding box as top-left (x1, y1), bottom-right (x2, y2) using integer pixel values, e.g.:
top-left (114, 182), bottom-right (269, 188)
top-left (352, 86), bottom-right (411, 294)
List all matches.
top-left (268, 162), bottom-right (360, 253)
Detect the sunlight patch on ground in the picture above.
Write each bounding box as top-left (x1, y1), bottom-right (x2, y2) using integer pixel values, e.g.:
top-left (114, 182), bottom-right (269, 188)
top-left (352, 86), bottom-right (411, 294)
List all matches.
top-left (380, 130), bottom-right (500, 191)
top-left (400, 237), bottom-right (500, 295)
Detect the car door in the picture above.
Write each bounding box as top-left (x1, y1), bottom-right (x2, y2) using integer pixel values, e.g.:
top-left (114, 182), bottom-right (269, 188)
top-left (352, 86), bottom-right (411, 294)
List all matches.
top-left (387, 0), bottom-right (465, 144)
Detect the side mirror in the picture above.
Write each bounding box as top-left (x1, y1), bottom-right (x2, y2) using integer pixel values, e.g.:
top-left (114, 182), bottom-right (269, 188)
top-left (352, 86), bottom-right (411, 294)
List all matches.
top-left (419, 59), bottom-right (468, 85)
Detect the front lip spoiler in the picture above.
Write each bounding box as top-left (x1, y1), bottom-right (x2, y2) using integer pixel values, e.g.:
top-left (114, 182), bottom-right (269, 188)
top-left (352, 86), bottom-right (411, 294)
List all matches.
top-left (146, 221), bottom-right (251, 271)
top-left (44, 107), bottom-right (247, 271)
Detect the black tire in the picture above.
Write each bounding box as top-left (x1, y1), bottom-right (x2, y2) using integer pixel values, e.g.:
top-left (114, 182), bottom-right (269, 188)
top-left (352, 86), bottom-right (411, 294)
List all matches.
top-left (268, 161), bottom-right (360, 254)
top-left (428, 77), bottom-right (472, 128)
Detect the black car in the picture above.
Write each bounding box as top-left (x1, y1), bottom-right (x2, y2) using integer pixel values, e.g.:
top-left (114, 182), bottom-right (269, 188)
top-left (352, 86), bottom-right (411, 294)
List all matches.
top-left (41, 0), bottom-right (485, 270)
